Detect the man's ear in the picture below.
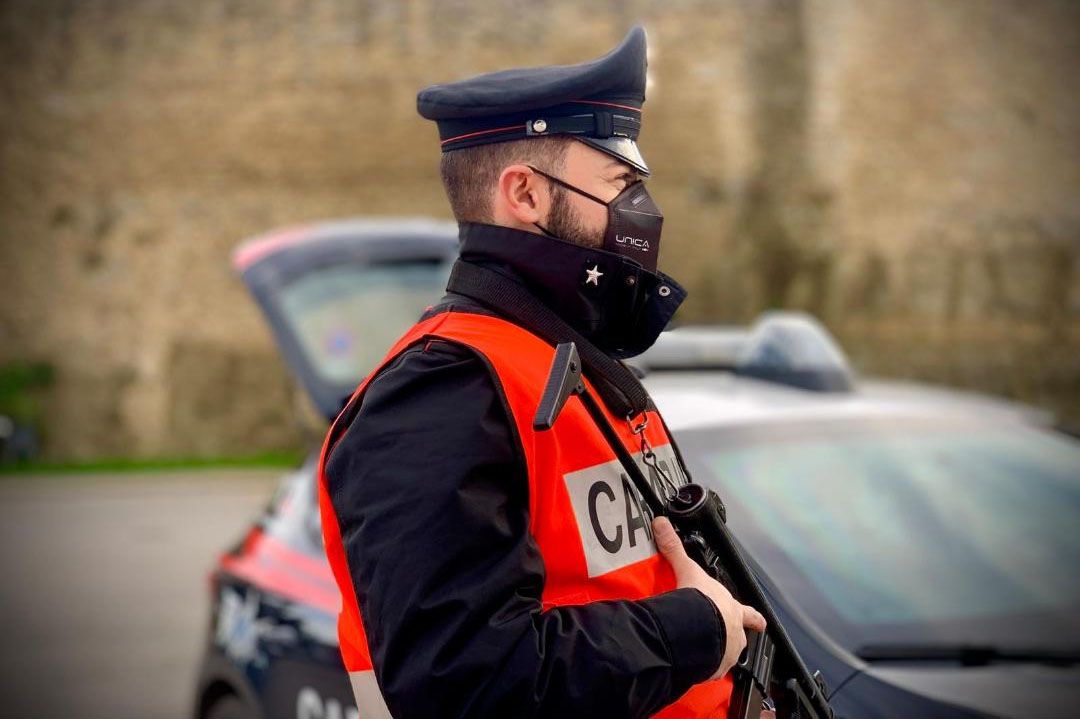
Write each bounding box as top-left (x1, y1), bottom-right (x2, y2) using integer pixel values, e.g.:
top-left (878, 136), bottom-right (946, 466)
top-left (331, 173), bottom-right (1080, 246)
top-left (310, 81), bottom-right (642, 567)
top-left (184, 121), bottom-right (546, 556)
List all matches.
top-left (493, 164), bottom-right (548, 229)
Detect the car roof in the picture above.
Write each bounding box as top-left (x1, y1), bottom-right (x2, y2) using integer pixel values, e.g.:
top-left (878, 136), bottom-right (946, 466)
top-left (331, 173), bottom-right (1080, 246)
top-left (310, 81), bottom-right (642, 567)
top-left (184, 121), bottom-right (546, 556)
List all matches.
top-left (645, 371), bottom-right (1052, 432)
top-left (232, 217), bottom-right (458, 272)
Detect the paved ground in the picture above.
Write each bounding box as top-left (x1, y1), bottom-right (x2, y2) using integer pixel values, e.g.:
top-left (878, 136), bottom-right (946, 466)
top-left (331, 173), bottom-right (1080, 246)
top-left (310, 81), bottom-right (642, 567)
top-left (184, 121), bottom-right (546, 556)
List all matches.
top-left (0, 469), bottom-right (282, 719)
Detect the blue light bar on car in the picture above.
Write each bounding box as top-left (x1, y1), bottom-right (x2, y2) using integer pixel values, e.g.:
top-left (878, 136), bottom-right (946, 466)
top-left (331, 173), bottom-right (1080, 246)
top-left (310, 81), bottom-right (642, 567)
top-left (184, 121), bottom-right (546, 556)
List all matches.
top-left (636, 311), bottom-right (854, 392)
top-left (736, 312), bottom-right (853, 392)
top-left (632, 326), bottom-right (750, 370)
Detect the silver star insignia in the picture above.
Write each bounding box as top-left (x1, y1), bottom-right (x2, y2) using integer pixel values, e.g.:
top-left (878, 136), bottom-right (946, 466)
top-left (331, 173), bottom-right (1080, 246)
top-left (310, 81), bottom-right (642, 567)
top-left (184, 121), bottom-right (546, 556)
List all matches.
top-left (585, 265), bottom-right (604, 286)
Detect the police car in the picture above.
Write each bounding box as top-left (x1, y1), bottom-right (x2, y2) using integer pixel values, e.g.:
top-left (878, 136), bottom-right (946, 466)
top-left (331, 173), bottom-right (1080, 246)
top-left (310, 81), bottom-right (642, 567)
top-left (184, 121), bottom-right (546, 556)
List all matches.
top-left (194, 219), bottom-right (1080, 719)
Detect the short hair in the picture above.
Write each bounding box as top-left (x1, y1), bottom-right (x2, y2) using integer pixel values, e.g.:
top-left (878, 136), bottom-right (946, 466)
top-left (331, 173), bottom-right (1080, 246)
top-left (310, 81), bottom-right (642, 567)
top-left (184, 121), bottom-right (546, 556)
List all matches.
top-left (439, 136), bottom-right (573, 223)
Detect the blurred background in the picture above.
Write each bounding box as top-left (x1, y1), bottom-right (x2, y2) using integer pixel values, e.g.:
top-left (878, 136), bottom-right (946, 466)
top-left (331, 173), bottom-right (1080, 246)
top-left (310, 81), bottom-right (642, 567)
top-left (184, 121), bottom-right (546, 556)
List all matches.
top-left (2, 0), bottom-right (1078, 464)
top-left (1, 1), bottom-right (1078, 717)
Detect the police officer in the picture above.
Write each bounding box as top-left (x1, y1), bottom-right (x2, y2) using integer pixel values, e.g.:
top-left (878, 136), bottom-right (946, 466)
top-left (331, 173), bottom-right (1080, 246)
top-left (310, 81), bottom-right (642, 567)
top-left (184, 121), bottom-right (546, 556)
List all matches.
top-left (319, 27), bottom-right (765, 718)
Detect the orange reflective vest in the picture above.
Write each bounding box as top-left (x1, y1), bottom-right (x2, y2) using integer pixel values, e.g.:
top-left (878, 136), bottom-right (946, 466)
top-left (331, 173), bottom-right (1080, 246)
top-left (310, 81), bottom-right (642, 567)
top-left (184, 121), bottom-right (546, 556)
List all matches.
top-left (318, 311), bottom-right (732, 718)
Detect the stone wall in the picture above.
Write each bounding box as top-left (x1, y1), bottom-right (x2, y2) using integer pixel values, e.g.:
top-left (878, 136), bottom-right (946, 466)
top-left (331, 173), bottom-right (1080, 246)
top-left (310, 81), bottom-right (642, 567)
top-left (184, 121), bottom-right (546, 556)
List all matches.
top-left (2, 0), bottom-right (1077, 459)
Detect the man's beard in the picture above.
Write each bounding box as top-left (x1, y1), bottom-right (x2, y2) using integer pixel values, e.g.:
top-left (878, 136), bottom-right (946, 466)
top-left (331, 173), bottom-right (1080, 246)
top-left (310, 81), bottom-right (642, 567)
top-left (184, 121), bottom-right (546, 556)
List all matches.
top-left (545, 185), bottom-right (604, 249)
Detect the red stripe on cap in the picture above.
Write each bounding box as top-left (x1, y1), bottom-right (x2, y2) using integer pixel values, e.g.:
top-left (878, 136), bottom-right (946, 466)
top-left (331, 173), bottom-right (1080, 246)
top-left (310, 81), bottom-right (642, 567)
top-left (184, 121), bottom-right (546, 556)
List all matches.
top-left (440, 124), bottom-right (524, 145)
top-left (573, 99), bottom-right (642, 113)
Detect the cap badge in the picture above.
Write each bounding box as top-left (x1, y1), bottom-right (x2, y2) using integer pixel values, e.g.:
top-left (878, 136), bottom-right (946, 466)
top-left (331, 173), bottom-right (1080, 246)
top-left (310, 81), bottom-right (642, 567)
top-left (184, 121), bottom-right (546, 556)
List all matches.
top-left (585, 264), bottom-right (604, 286)
top-left (531, 119), bottom-right (548, 133)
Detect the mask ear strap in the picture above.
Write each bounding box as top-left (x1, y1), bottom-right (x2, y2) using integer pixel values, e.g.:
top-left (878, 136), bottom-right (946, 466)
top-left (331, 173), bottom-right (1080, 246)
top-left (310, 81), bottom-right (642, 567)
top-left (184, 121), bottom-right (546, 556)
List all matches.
top-left (526, 165), bottom-right (610, 207)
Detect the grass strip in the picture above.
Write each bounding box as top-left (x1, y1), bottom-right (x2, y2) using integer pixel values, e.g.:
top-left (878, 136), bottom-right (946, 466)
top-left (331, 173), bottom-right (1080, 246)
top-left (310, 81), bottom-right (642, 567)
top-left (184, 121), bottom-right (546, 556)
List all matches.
top-left (0, 449), bottom-right (306, 476)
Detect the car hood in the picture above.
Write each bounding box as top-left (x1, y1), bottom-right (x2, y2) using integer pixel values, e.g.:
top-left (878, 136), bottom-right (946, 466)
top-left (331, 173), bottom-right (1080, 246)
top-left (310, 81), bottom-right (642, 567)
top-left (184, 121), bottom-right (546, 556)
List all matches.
top-left (852, 663), bottom-right (1080, 719)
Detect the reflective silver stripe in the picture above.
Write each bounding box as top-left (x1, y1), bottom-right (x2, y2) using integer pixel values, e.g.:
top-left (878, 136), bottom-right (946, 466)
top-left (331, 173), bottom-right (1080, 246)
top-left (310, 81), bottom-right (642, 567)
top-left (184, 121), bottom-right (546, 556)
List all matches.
top-left (348, 670), bottom-right (393, 719)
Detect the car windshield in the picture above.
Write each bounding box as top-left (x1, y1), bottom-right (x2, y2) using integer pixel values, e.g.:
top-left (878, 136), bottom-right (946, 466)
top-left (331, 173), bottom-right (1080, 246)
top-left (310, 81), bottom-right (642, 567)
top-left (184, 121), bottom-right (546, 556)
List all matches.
top-left (679, 418), bottom-right (1080, 654)
top-left (261, 455), bottom-right (324, 556)
top-left (278, 259), bottom-right (452, 384)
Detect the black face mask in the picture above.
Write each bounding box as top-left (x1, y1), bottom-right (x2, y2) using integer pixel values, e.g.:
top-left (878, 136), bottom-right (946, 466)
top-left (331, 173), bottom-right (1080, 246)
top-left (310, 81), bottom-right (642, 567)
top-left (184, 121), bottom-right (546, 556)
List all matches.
top-left (528, 166), bottom-right (664, 273)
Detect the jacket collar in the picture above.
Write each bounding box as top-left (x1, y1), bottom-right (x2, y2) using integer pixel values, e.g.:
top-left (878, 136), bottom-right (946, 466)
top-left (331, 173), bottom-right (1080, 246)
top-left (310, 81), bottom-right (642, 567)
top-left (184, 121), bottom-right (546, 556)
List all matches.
top-left (456, 223), bottom-right (686, 359)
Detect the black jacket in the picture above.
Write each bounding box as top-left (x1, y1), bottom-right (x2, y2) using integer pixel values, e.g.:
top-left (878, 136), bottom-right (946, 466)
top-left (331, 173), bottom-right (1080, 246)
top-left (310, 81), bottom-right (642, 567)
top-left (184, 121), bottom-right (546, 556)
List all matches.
top-left (324, 224), bottom-right (726, 718)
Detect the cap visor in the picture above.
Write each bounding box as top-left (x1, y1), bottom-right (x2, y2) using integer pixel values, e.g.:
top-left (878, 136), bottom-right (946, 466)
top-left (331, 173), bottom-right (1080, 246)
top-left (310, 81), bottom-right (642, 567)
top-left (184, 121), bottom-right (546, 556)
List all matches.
top-left (577, 137), bottom-right (651, 176)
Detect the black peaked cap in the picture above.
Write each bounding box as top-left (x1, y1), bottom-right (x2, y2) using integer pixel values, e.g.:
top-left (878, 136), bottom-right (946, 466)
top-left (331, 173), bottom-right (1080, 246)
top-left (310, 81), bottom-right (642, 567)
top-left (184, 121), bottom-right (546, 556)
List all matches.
top-left (416, 26), bottom-right (651, 175)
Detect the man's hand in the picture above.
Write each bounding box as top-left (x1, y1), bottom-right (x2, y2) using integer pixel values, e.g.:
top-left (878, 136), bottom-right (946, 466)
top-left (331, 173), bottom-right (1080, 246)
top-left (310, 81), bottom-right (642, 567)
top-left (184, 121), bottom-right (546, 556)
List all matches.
top-left (653, 516), bottom-right (767, 680)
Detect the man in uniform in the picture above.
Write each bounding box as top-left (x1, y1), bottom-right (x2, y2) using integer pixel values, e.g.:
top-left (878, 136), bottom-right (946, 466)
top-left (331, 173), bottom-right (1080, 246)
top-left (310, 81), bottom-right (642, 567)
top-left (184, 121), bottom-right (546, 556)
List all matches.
top-left (318, 27), bottom-right (766, 718)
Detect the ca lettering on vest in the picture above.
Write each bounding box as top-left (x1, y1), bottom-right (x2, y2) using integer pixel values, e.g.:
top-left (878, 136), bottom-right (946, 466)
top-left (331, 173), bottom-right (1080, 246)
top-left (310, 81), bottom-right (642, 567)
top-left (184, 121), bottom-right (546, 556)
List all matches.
top-left (563, 443), bottom-right (687, 578)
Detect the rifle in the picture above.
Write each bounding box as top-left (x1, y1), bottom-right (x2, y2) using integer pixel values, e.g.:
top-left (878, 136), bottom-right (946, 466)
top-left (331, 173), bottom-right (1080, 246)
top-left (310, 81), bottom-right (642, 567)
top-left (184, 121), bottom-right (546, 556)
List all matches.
top-left (534, 342), bottom-right (835, 719)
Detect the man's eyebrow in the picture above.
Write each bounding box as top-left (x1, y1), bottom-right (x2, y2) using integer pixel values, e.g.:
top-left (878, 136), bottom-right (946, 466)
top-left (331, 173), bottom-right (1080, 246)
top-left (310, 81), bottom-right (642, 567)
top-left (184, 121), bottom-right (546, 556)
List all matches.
top-left (603, 161), bottom-right (638, 178)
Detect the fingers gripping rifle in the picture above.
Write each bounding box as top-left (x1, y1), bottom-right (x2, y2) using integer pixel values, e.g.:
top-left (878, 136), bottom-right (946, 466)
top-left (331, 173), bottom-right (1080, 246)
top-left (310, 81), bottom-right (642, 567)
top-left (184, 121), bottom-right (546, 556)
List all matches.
top-left (534, 343), bottom-right (835, 719)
